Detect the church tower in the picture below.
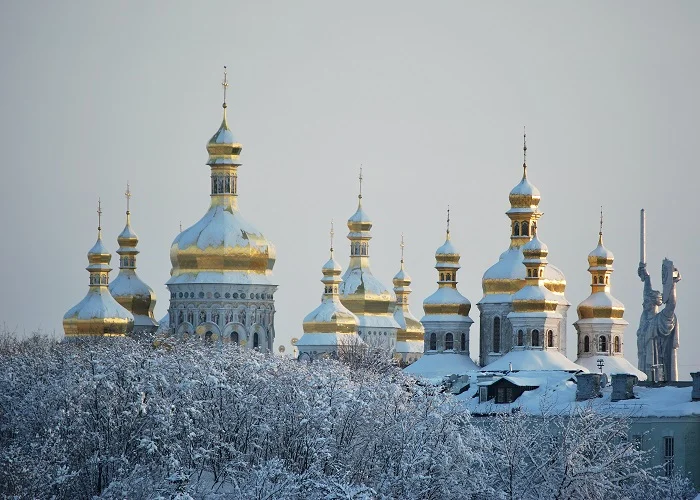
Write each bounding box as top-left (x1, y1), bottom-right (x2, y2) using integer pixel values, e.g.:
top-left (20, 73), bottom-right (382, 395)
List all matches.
top-left (109, 183), bottom-right (158, 333)
top-left (392, 236), bottom-right (425, 365)
top-left (339, 169), bottom-right (399, 351)
top-left (63, 201), bottom-right (134, 337)
top-left (478, 133), bottom-right (569, 366)
top-left (574, 213), bottom-right (646, 379)
top-left (419, 211), bottom-right (477, 365)
top-left (297, 223), bottom-right (362, 360)
top-left (167, 68), bottom-right (277, 351)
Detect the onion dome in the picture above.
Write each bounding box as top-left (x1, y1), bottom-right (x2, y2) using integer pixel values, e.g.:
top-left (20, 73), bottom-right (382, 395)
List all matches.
top-left (109, 184), bottom-right (157, 331)
top-left (481, 134), bottom-right (566, 303)
top-left (393, 237), bottom-right (424, 344)
top-left (168, 68), bottom-right (276, 287)
top-left (511, 229), bottom-right (561, 313)
top-left (298, 225), bottom-right (360, 354)
top-left (63, 201), bottom-right (133, 337)
top-left (339, 171), bottom-right (399, 330)
top-left (577, 222), bottom-right (624, 320)
top-left (422, 213), bottom-right (473, 321)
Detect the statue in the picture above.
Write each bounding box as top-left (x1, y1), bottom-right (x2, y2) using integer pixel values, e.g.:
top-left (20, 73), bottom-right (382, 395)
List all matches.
top-left (636, 210), bottom-right (681, 381)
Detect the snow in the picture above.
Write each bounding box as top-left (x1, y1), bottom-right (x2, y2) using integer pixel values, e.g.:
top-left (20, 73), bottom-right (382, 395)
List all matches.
top-left (404, 352), bottom-right (480, 382)
top-left (512, 284), bottom-right (561, 303)
top-left (88, 236), bottom-right (109, 256)
top-left (295, 332), bottom-right (362, 347)
top-left (393, 266), bottom-right (410, 281)
top-left (481, 349), bottom-right (588, 373)
top-left (522, 234), bottom-right (547, 253)
top-left (423, 286), bottom-right (470, 306)
top-left (509, 175), bottom-right (540, 198)
top-left (589, 240), bottom-right (614, 260)
top-left (340, 266), bottom-right (392, 296)
top-left (63, 287), bottom-right (134, 321)
top-left (577, 291), bottom-right (625, 310)
top-left (420, 313), bottom-right (474, 323)
top-left (435, 238), bottom-right (459, 255)
top-left (322, 256), bottom-right (341, 272)
top-left (482, 247), bottom-right (565, 283)
top-left (173, 204), bottom-right (272, 253)
top-left (166, 271), bottom-right (274, 286)
top-left (347, 203), bottom-right (371, 223)
top-left (117, 222), bottom-right (138, 241)
top-left (302, 298), bottom-right (357, 324)
top-left (575, 355), bottom-right (647, 381)
top-left (356, 314), bottom-right (400, 329)
top-left (109, 269), bottom-right (155, 298)
top-left (460, 371), bottom-right (700, 418)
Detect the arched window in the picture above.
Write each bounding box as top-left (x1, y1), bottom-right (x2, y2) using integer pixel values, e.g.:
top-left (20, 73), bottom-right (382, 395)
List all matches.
top-left (446, 273), bottom-right (452, 281)
top-left (513, 222), bottom-right (520, 236)
top-left (614, 336), bottom-right (621, 353)
top-left (517, 330), bottom-right (524, 346)
top-left (440, 273), bottom-right (444, 281)
top-left (493, 317), bottom-right (501, 353)
top-left (254, 332), bottom-right (260, 349)
top-left (527, 269), bottom-right (532, 277)
top-left (445, 332), bottom-right (454, 350)
top-left (429, 333), bottom-right (437, 351)
top-left (532, 329), bottom-right (540, 347)
top-left (521, 221), bottom-right (529, 236)
top-left (547, 330), bottom-right (554, 348)
top-left (593, 276), bottom-right (598, 284)
top-left (205, 331), bottom-right (213, 342)
top-left (539, 269), bottom-right (543, 277)
top-left (584, 336), bottom-right (590, 352)
top-left (461, 332), bottom-right (466, 351)
top-left (599, 335), bottom-right (607, 353)
top-left (231, 331), bottom-right (239, 344)
top-left (605, 276), bottom-right (609, 285)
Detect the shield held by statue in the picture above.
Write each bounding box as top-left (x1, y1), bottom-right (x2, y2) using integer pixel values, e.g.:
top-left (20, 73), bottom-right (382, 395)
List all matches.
top-left (661, 258), bottom-right (675, 304)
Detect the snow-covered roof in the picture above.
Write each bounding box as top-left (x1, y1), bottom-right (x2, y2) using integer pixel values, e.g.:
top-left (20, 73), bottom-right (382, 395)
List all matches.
top-left (512, 284), bottom-right (561, 304)
top-left (322, 256), bottom-right (342, 272)
top-left (482, 247), bottom-right (565, 283)
top-left (88, 236), bottom-right (109, 257)
top-left (459, 373), bottom-right (699, 418)
top-left (339, 266), bottom-right (392, 297)
top-left (302, 298), bottom-right (357, 325)
top-left (589, 239), bottom-right (614, 260)
top-left (348, 203), bottom-right (371, 224)
top-left (109, 270), bottom-right (155, 299)
top-left (436, 238), bottom-right (459, 256)
top-left (64, 288), bottom-right (134, 322)
top-left (575, 355), bottom-right (646, 381)
top-left (355, 314), bottom-right (400, 329)
top-left (395, 340), bottom-right (424, 354)
top-left (522, 233), bottom-right (547, 253)
top-left (295, 332), bottom-right (363, 347)
top-left (423, 286), bottom-right (471, 306)
top-left (509, 175), bottom-right (540, 199)
top-left (481, 349), bottom-right (588, 373)
top-left (577, 292), bottom-right (625, 311)
top-left (404, 352), bottom-right (480, 383)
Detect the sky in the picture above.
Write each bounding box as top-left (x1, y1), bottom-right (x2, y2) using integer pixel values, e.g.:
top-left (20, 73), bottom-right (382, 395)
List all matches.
top-left (0, 1), bottom-right (698, 378)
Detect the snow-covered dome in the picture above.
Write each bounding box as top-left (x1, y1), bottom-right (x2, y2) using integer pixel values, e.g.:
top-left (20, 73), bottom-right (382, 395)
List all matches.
top-left (422, 233), bottom-right (472, 320)
top-left (64, 217), bottom-right (133, 337)
top-left (435, 238), bottom-right (459, 257)
top-left (482, 349), bottom-right (587, 373)
top-left (508, 168), bottom-right (541, 210)
top-left (522, 232), bottom-right (548, 255)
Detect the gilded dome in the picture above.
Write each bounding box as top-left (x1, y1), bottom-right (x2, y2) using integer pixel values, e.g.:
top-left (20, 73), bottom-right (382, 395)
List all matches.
top-left (393, 257), bottom-right (424, 342)
top-left (422, 234), bottom-right (472, 320)
top-left (508, 168), bottom-right (541, 210)
top-left (64, 216), bottom-right (133, 337)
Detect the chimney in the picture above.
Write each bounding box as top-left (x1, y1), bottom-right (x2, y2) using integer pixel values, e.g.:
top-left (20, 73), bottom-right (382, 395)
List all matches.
top-left (611, 374), bottom-right (637, 402)
top-left (576, 373), bottom-right (603, 401)
top-left (691, 372), bottom-right (700, 401)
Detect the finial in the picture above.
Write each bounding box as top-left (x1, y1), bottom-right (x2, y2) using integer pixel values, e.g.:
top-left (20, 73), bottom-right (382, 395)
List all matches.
top-left (125, 181), bottom-right (131, 214)
top-left (400, 233), bottom-right (405, 265)
top-left (179, 221), bottom-right (183, 233)
top-left (358, 165), bottom-right (363, 200)
top-left (598, 206), bottom-right (604, 245)
top-left (522, 126), bottom-right (528, 177)
top-left (330, 219), bottom-right (335, 256)
top-left (446, 205), bottom-right (451, 239)
top-left (97, 198), bottom-right (102, 234)
top-left (222, 66), bottom-right (229, 109)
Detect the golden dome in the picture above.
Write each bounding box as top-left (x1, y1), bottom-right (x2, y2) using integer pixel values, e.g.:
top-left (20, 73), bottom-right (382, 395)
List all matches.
top-left (511, 232), bottom-right (560, 313)
top-left (64, 203), bottom-right (133, 337)
top-left (109, 185), bottom-right (157, 329)
top-left (168, 87), bottom-right (276, 286)
top-left (577, 228), bottom-right (625, 320)
top-left (393, 239), bottom-right (424, 342)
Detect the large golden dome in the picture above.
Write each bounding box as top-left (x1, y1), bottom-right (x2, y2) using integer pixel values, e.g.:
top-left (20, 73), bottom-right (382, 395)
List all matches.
top-left (167, 101), bottom-right (276, 286)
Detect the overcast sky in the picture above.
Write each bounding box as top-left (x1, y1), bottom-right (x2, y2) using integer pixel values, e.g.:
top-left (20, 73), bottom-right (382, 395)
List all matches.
top-left (1, 1), bottom-right (698, 378)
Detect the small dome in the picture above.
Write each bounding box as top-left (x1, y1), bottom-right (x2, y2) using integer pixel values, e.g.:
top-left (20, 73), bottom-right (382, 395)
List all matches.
top-left (482, 247), bottom-right (566, 298)
top-left (588, 234), bottom-right (614, 265)
top-left (117, 220), bottom-right (139, 249)
top-left (322, 256), bottom-right (342, 273)
top-left (347, 201), bottom-right (372, 232)
top-left (206, 109), bottom-right (242, 166)
top-left (393, 265), bottom-right (411, 284)
top-left (522, 233), bottom-right (548, 255)
top-left (577, 291), bottom-right (625, 319)
top-left (508, 170), bottom-right (541, 209)
top-left (436, 237), bottom-right (459, 256)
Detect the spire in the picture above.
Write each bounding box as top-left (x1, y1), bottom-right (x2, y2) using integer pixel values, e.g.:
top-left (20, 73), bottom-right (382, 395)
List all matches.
top-left (446, 205), bottom-right (451, 240)
top-left (400, 233), bottom-right (405, 267)
top-left (522, 126), bottom-right (528, 179)
top-left (358, 165), bottom-right (363, 202)
top-left (222, 65), bottom-right (228, 109)
top-left (97, 198), bottom-right (102, 237)
top-left (330, 220), bottom-right (335, 258)
top-left (599, 205), bottom-right (604, 245)
top-left (125, 182), bottom-right (131, 214)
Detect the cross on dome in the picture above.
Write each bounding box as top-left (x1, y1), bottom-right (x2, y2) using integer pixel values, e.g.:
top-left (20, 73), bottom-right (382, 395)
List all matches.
top-left (97, 198), bottom-right (102, 232)
top-left (522, 126), bottom-right (528, 177)
top-left (358, 165), bottom-right (363, 200)
top-left (330, 220), bottom-right (335, 254)
top-left (599, 206), bottom-right (604, 236)
top-left (222, 66), bottom-right (229, 109)
top-left (125, 181), bottom-right (131, 214)
top-left (400, 233), bottom-right (405, 264)
top-left (446, 205), bottom-right (451, 239)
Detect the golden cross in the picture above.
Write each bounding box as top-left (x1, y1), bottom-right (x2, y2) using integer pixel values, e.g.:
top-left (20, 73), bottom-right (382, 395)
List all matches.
top-left (330, 219), bottom-right (334, 252)
top-left (125, 181), bottom-right (131, 213)
top-left (446, 205), bottom-right (451, 237)
top-left (97, 198), bottom-right (102, 231)
top-left (358, 165), bottom-right (363, 200)
top-left (400, 233), bottom-right (405, 263)
top-left (222, 65), bottom-right (229, 108)
top-left (599, 206), bottom-right (604, 236)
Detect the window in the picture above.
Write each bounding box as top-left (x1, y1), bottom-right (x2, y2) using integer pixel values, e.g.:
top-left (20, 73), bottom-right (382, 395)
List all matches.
top-left (496, 387), bottom-right (514, 404)
top-left (614, 336), bottom-right (621, 353)
top-left (253, 332), bottom-right (260, 349)
top-left (440, 273), bottom-right (445, 281)
top-left (205, 331), bottom-right (213, 342)
top-left (527, 269), bottom-right (532, 278)
top-left (446, 273), bottom-right (452, 281)
top-left (532, 329), bottom-right (540, 347)
top-left (664, 437), bottom-right (674, 476)
top-left (599, 336), bottom-right (607, 352)
top-left (584, 336), bottom-right (590, 352)
top-left (493, 317), bottom-right (501, 352)
top-left (461, 332), bottom-right (466, 351)
top-left (445, 332), bottom-right (454, 350)
top-left (547, 330), bottom-right (554, 348)
top-left (517, 330), bottom-right (524, 346)
top-left (521, 221), bottom-right (529, 236)
top-left (593, 276), bottom-right (598, 284)
top-left (539, 269), bottom-right (543, 277)
top-left (513, 222), bottom-right (520, 236)
top-left (605, 276), bottom-right (609, 284)
top-left (429, 333), bottom-right (436, 351)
